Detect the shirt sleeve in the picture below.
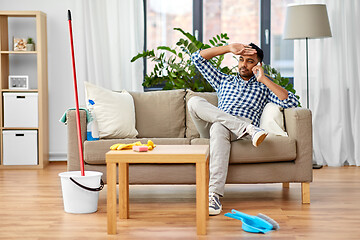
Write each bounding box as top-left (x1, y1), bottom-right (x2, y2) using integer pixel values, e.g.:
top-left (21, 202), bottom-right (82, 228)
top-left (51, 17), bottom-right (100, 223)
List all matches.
top-left (268, 89), bottom-right (299, 109)
top-left (191, 50), bottom-right (228, 91)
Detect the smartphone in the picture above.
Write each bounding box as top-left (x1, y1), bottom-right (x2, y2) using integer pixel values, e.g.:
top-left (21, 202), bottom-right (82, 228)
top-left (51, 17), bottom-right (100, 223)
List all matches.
top-left (254, 62), bottom-right (261, 78)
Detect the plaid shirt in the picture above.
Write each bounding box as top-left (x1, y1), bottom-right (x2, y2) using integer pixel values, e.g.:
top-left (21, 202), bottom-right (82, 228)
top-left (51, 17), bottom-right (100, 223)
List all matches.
top-left (191, 50), bottom-right (299, 127)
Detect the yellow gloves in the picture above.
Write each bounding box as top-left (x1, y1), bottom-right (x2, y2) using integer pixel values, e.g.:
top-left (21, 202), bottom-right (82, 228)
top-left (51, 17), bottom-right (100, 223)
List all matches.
top-left (110, 140), bottom-right (156, 150)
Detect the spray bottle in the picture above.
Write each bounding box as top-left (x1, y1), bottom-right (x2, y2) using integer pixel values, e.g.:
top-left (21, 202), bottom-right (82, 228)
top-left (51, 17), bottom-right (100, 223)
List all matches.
top-left (87, 99), bottom-right (99, 141)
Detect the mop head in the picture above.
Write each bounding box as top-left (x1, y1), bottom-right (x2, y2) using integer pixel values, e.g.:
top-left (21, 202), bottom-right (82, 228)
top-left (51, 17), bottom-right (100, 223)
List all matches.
top-left (224, 209), bottom-right (280, 234)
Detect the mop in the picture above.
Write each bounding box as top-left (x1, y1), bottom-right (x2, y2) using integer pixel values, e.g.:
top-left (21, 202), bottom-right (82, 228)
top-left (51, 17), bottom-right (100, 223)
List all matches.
top-left (68, 10), bottom-right (85, 176)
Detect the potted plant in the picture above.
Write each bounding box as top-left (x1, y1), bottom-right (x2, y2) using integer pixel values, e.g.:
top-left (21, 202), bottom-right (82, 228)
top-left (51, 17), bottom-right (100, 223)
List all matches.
top-left (131, 28), bottom-right (299, 104)
top-left (26, 37), bottom-right (35, 51)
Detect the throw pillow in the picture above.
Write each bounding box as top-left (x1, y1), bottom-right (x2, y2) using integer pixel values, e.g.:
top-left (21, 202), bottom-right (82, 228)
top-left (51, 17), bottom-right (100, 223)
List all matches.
top-left (129, 90), bottom-right (186, 138)
top-left (260, 102), bottom-right (288, 136)
top-left (84, 81), bottom-right (138, 139)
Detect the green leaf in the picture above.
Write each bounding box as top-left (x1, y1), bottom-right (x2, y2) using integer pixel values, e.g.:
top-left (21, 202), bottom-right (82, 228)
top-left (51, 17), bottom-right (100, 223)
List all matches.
top-left (203, 44), bottom-right (211, 49)
top-left (164, 81), bottom-right (174, 90)
top-left (130, 51), bottom-right (150, 62)
top-left (196, 41), bottom-right (203, 49)
top-left (188, 43), bottom-right (198, 53)
top-left (157, 46), bottom-right (177, 55)
top-left (174, 28), bottom-right (196, 42)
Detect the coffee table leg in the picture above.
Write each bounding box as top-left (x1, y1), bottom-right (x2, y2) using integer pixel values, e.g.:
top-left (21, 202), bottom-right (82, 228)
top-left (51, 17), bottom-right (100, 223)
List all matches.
top-left (196, 162), bottom-right (207, 235)
top-left (107, 162), bottom-right (117, 234)
top-left (119, 163), bottom-right (129, 219)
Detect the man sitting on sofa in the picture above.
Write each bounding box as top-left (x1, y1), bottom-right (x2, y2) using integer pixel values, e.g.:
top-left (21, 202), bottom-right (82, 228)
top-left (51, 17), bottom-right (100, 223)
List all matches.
top-left (188, 43), bottom-right (299, 215)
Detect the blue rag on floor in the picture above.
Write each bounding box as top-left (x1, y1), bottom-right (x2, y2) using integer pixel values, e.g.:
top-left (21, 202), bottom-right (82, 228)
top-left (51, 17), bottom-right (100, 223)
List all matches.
top-left (59, 108), bottom-right (91, 125)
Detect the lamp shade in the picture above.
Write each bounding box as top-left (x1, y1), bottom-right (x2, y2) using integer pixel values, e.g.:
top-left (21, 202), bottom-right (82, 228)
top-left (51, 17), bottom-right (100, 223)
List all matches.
top-left (283, 4), bottom-right (332, 39)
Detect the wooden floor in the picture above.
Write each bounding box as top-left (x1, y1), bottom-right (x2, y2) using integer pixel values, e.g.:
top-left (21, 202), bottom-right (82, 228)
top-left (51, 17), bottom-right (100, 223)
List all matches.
top-left (1, 162), bottom-right (360, 239)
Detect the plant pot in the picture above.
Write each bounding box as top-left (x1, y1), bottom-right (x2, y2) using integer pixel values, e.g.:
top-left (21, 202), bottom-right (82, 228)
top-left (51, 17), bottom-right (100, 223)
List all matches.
top-left (26, 44), bottom-right (35, 51)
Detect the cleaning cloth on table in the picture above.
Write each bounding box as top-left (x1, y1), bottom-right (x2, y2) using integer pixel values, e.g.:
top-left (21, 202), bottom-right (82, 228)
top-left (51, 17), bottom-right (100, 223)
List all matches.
top-left (225, 209), bottom-right (279, 234)
top-left (59, 108), bottom-right (91, 125)
top-left (110, 140), bottom-right (156, 150)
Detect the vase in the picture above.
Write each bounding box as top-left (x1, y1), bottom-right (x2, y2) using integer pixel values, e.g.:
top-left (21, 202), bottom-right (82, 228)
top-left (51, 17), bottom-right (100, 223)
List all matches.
top-left (26, 44), bottom-right (35, 51)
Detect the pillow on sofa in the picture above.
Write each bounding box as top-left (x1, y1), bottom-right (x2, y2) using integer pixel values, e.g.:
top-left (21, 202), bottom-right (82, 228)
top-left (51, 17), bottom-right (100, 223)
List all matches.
top-left (260, 102), bottom-right (287, 136)
top-left (129, 90), bottom-right (186, 138)
top-left (84, 81), bottom-right (138, 139)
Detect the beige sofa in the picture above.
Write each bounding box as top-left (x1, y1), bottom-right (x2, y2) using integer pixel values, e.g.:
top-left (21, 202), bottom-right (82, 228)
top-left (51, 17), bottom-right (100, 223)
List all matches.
top-left (67, 89), bottom-right (313, 203)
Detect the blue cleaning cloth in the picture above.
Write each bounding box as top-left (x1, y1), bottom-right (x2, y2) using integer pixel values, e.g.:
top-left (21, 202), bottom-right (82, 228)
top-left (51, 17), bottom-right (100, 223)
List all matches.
top-left (59, 108), bottom-right (92, 125)
top-left (224, 209), bottom-right (274, 234)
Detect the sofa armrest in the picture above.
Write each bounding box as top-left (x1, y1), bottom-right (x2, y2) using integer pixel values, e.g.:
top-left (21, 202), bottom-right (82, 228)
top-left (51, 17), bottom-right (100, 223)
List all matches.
top-left (284, 107), bottom-right (313, 180)
top-left (67, 109), bottom-right (87, 171)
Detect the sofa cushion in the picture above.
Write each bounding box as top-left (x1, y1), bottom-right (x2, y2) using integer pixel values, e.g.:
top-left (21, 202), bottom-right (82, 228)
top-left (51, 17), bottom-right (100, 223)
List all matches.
top-left (229, 135), bottom-right (296, 163)
top-left (129, 90), bottom-right (186, 138)
top-left (190, 138), bottom-right (210, 145)
top-left (185, 89), bottom-right (218, 138)
top-left (190, 135), bottom-right (296, 164)
top-left (84, 138), bottom-right (191, 165)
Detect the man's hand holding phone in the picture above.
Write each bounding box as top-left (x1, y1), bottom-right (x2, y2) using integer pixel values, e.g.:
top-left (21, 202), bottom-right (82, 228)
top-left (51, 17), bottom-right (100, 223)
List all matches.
top-left (252, 62), bottom-right (265, 82)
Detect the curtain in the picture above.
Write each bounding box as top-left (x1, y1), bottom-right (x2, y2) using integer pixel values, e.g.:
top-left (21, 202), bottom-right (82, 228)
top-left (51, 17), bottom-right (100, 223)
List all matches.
top-left (73, 0), bottom-right (144, 92)
top-left (294, 0), bottom-right (360, 166)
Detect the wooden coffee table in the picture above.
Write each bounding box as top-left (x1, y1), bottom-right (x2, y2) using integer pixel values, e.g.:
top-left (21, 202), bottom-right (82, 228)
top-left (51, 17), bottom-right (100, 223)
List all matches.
top-left (106, 145), bottom-right (210, 235)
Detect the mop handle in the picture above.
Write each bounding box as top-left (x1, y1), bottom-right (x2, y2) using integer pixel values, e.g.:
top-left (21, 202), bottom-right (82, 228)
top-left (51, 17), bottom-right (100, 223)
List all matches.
top-left (68, 10), bottom-right (85, 176)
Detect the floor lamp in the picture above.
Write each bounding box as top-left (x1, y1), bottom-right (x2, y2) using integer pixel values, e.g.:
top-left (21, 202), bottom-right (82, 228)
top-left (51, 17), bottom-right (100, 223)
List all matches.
top-left (283, 4), bottom-right (332, 169)
top-left (283, 4), bottom-right (332, 108)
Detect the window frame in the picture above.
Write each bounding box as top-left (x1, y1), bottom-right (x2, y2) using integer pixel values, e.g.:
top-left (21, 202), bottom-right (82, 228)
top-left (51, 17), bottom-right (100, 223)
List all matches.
top-left (142, 0), bottom-right (289, 91)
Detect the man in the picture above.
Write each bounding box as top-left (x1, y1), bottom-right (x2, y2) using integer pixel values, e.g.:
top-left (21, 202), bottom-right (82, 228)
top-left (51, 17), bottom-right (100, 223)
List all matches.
top-left (188, 43), bottom-right (299, 215)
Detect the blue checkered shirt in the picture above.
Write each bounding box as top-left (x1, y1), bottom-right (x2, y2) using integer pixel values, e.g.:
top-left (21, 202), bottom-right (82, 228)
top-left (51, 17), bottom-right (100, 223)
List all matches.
top-left (191, 50), bottom-right (299, 127)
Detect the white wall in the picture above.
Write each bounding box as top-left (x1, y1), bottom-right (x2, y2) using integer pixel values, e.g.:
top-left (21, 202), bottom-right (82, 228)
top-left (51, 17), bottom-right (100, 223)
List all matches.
top-left (1, 0), bottom-right (86, 161)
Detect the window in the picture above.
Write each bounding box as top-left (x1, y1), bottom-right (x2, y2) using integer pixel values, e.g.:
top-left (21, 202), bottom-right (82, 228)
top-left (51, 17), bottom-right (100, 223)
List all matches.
top-left (146, 0), bottom-right (192, 75)
top-left (143, 0), bottom-right (295, 83)
top-left (271, 0), bottom-right (296, 77)
top-left (203, 0), bottom-right (260, 67)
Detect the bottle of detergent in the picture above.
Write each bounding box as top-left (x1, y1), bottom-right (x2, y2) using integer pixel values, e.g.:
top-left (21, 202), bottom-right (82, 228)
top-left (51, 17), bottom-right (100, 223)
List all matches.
top-left (87, 99), bottom-right (99, 141)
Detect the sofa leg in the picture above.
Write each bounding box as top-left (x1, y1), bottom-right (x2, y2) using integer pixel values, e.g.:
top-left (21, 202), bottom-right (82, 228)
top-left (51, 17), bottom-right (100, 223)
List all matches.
top-left (282, 182), bottom-right (290, 188)
top-left (301, 182), bottom-right (310, 204)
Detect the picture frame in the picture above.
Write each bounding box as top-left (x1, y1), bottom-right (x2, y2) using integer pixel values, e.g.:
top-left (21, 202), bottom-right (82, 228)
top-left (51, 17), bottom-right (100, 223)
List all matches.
top-left (13, 37), bottom-right (27, 51)
top-left (9, 75), bottom-right (29, 89)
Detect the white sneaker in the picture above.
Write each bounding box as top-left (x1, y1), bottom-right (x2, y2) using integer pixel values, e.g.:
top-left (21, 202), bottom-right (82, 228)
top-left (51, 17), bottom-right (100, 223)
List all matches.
top-left (209, 192), bottom-right (222, 216)
top-left (246, 125), bottom-right (268, 147)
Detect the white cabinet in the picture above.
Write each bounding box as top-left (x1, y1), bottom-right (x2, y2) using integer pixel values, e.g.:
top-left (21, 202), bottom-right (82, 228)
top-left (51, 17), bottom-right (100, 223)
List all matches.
top-left (3, 92), bottom-right (38, 127)
top-left (3, 130), bottom-right (38, 165)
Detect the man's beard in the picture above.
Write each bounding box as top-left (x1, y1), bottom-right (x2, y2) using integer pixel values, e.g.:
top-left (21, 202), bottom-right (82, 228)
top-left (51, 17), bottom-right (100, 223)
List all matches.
top-left (239, 67), bottom-right (254, 79)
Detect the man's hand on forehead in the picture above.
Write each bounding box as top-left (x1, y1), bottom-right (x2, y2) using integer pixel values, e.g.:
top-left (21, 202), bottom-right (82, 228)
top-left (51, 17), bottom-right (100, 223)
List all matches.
top-left (229, 43), bottom-right (257, 56)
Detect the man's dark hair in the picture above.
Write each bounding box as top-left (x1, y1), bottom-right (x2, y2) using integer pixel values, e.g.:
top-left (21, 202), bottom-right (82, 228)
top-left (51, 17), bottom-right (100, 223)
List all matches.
top-left (249, 43), bottom-right (264, 62)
